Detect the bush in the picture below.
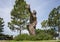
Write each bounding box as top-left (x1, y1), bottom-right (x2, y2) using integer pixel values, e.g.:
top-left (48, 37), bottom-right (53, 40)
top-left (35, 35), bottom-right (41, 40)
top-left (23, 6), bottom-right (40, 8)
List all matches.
top-left (14, 34), bottom-right (37, 41)
top-left (0, 35), bottom-right (13, 40)
top-left (14, 34), bottom-right (30, 41)
top-left (14, 29), bottom-right (54, 41)
top-left (14, 33), bottom-right (53, 41)
top-left (36, 33), bottom-right (53, 40)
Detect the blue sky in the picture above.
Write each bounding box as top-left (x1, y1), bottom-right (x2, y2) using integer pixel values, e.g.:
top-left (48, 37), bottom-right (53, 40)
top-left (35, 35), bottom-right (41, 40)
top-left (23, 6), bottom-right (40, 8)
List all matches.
top-left (0, 0), bottom-right (60, 36)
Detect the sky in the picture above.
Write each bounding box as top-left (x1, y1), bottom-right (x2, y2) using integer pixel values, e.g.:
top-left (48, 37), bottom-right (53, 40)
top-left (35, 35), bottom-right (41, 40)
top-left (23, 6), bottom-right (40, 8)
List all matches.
top-left (0, 0), bottom-right (60, 36)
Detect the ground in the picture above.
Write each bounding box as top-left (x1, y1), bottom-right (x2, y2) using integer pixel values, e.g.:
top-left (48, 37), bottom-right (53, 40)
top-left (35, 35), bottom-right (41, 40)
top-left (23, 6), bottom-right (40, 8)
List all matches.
top-left (0, 40), bottom-right (60, 42)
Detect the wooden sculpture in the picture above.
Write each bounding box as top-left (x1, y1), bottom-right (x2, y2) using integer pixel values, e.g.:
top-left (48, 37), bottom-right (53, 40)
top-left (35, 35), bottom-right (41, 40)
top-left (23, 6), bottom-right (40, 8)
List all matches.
top-left (26, 4), bottom-right (37, 35)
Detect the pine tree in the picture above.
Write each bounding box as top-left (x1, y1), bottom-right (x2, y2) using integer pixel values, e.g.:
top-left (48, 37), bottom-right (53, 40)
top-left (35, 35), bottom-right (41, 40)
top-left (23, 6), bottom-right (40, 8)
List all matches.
top-left (48, 6), bottom-right (60, 31)
top-left (0, 17), bottom-right (4, 34)
top-left (41, 20), bottom-right (48, 28)
top-left (8, 0), bottom-right (29, 34)
top-left (48, 6), bottom-right (60, 39)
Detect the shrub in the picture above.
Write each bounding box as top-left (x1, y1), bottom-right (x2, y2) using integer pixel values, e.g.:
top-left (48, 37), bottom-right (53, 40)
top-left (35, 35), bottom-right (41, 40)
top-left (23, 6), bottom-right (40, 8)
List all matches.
top-left (14, 34), bottom-right (37, 41)
top-left (14, 34), bottom-right (30, 41)
top-left (14, 33), bottom-right (53, 41)
top-left (36, 33), bottom-right (53, 40)
top-left (0, 34), bottom-right (13, 40)
top-left (14, 29), bottom-right (54, 41)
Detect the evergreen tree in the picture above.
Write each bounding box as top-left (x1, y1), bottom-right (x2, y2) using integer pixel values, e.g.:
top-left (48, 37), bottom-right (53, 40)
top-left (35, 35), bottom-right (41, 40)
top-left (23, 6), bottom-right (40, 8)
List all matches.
top-left (41, 20), bottom-right (48, 28)
top-left (48, 8), bottom-right (57, 29)
top-left (48, 6), bottom-right (60, 31)
top-left (0, 17), bottom-right (4, 34)
top-left (8, 0), bottom-right (29, 34)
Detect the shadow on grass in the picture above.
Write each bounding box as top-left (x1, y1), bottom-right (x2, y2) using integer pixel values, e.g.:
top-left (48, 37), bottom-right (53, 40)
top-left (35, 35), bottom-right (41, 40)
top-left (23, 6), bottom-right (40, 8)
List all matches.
top-left (57, 41), bottom-right (60, 42)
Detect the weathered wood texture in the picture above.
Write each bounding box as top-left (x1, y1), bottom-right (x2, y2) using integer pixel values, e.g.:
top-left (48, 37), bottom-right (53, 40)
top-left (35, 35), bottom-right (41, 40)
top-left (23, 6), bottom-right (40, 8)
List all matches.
top-left (26, 4), bottom-right (37, 35)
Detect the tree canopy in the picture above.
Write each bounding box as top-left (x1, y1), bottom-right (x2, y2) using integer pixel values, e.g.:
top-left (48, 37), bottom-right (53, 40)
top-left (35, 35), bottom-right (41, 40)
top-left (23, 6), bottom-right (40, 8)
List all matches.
top-left (8, 0), bottom-right (30, 34)
top-left (41, 20), bottom-right (48, 28)
top-left (0, 17), bottom-right (4, 34)
top-left (48, 6), bottom-right (60, 31)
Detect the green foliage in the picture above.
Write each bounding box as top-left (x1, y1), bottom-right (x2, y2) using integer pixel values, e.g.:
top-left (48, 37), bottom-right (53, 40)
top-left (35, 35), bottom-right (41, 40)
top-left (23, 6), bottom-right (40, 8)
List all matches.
top-left (14, 34), bottom-right (30, 41)
top-left (36, 29), bottom-right (53, 40)
top-left (41, 20), bottom-right (48, 28)
top-left (0, 17), bottom-right (4, 33)
top-left (0, 34), bottom-right (13, 40)
top-left (14, 29), bottom-right (54, 41)
top-left (8, 0), bottom-right (30, 34)
top-left (36, 33), bottom-right (52, 40)
top-left (48, 6), bottom-right (60, 31)
top-left (36, 29), bottom-right (55, 36)
top-left (14, 34), bottom-right (52, 41)
top-left (48, 8), bottom-right (57, 27)
top-left (14, 34), bottom-right (36, 41)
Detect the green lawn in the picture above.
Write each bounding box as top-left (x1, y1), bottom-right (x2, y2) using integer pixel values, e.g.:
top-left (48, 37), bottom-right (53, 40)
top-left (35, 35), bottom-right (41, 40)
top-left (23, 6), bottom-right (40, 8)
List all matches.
top-left (0, 40), bottom-right (60, 42)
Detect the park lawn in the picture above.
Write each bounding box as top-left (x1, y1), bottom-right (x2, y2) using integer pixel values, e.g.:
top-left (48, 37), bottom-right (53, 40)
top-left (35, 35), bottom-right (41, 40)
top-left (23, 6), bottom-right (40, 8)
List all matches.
top-left (0, 40), bottom-right (60, 42)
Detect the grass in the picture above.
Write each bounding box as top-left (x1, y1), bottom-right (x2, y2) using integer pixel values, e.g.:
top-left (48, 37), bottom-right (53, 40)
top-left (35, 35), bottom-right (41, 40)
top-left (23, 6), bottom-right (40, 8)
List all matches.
top-left (0, 40), bottom-right (60, 42)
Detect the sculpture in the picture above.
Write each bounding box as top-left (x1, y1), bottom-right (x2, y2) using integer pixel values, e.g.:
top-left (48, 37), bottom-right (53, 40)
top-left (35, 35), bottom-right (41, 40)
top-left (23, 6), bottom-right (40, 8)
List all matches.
top-left (26, 4), bottom-right (37, 35)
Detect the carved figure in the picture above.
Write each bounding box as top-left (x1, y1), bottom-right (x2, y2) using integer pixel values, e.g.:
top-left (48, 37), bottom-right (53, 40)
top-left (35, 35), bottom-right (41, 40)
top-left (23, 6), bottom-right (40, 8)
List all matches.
top-left (26, 4), bottom-right (37, 35)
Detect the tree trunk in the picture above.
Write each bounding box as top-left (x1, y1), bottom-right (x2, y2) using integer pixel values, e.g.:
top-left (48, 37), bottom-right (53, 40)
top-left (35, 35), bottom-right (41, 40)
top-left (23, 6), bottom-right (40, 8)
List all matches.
top-left (20, 26), bottom-right (21, 35)
top-left (58, 25), bottom-right (60, 39)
